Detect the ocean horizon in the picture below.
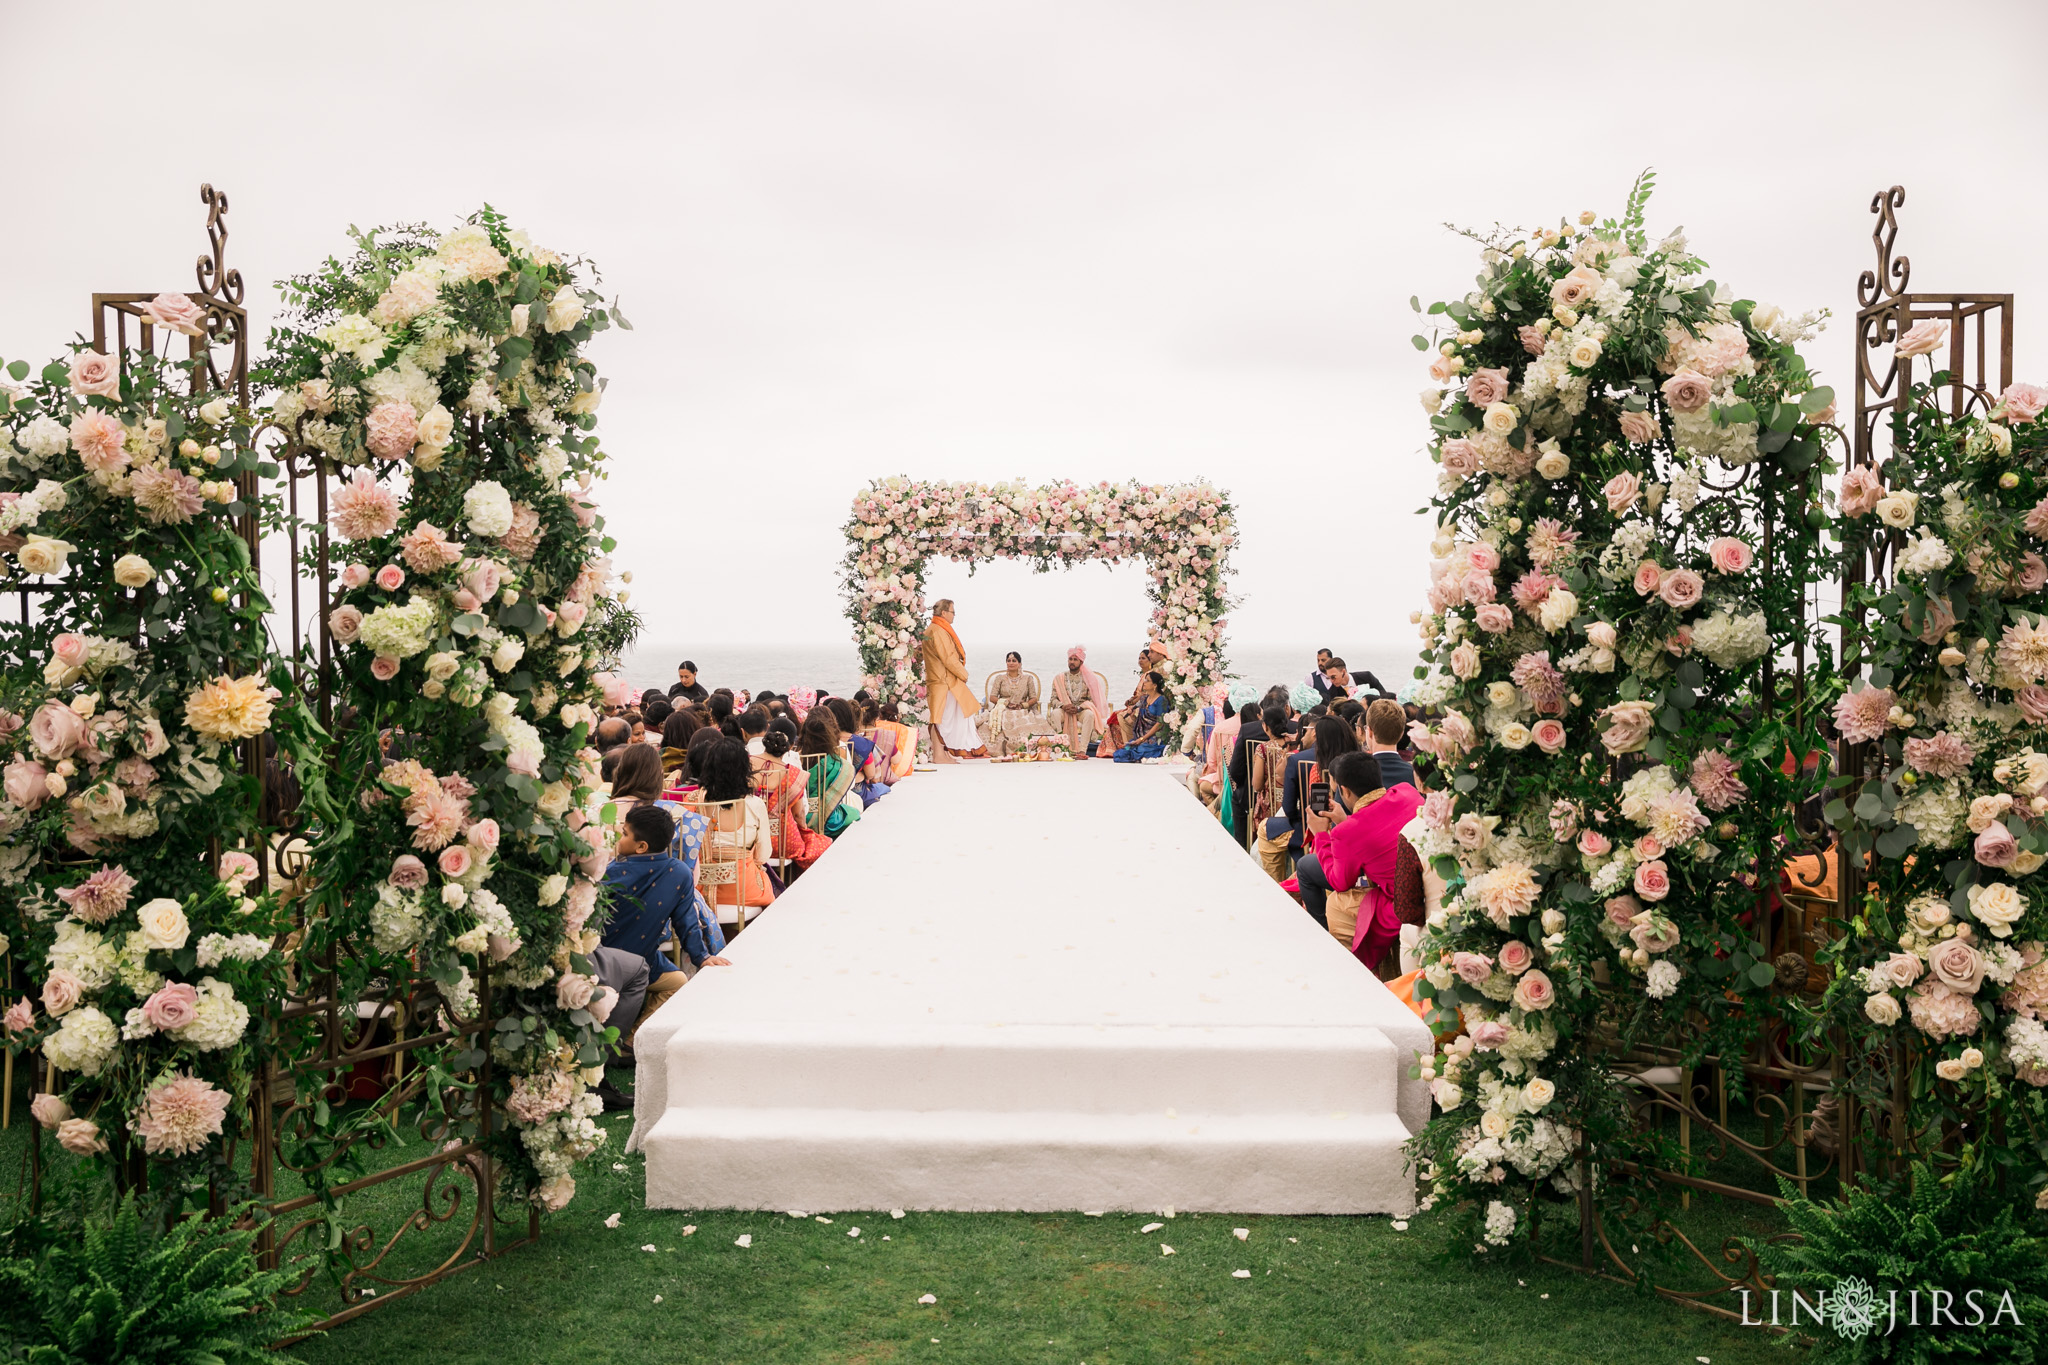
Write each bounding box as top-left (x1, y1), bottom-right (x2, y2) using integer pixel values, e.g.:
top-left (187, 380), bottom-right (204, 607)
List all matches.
top-left (619, 639), bottom-right (1424, 705)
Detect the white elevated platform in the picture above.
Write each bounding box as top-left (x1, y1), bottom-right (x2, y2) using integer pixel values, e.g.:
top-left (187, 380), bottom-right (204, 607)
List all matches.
top-left (629, 760), bottom-right (1431, 1214)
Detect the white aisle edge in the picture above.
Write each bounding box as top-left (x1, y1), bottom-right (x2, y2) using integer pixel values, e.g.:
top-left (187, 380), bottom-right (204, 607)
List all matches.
top-left (629, 760), bottom-right (1430, 1214)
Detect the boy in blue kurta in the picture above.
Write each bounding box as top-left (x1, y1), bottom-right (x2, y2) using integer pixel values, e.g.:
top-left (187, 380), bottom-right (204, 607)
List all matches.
top-left (601, 805), bottom-right (728, 1049)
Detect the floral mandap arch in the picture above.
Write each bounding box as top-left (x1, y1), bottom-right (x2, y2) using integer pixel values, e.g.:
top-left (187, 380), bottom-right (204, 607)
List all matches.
top-left (840, 478), bottom-right (1236, 749)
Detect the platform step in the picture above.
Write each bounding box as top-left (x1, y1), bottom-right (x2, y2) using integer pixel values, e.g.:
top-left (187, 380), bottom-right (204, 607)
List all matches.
top-left (639, 1105), bottom-right (1417, 1215)
top-left (658, 1020), bottom-right (1408, 1117)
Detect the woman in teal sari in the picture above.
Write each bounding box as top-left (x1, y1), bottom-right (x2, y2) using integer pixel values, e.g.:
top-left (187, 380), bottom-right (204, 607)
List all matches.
top-left (798, 712), bottom-right (862, 836)
top-left (1112, 671), bottom-right (1170, 763)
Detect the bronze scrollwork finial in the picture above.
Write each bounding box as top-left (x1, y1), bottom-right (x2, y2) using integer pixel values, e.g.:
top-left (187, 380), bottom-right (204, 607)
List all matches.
top-left (1856, 186), bottom-right (1910, 309)
top-left (195, 183), bottom-right (245, 307)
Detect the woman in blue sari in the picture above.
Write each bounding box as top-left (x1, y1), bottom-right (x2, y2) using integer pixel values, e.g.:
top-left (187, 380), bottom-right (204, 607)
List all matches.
top-left (1113, 671), bottom-right (1170, 763)
top-left (826, 697), bottom-right (889, 806)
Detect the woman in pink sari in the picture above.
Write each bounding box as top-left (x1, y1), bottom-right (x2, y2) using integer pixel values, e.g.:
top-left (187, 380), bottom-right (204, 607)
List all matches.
top-left (1309, 751), bottom-right (1424, 974)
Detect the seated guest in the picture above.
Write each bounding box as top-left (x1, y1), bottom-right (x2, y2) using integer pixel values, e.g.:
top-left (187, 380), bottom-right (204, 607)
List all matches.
top-left (639, 689), bottom-right (666, 714)
top-left (660, 709), bottom-right (704, 779)
top-left (623, 710), bottom-right (647, 746)
top-left (595, 716), bottom-right (630, 751)
top-left (610, 743), bottom-right (666, 815)
top-left (681, 737), bottom-right (778, 931)
top-left (708, 690), bottom-right (736, 733)
top-left (798, 712), bottom-right (863, 835)
top-left (599, 747), bottom-right (624, 787)
top-left (738, 704), bottom-right (772, 755)
top-left (825, 697), bottom-right (889, 805)
top-left (1225, 689), bottom-right (1286, 847)
top-left (588, 944), bottom-right (648, 1108)
top-left (856, 699), bottom-right (905, 785)
top-left (1322, 657), bottom-right (1353, 697)
top-left (1275, 714), bottom-right (1359, 891)
top-left (1247, 702), bottom-right (1298, 880)
top-left (754, 727), bottom-right (831, 871)
top-left (1196, 695), bottom-right (1243, 810)
top-left (875, 702), bottom-right (918, 779)
top-left (1111, 671), bottom-right (1170, 763)
top-left (601, 804), bottom-right (730, 1047)
top-left (643, 696), bottom-right (673, 737)
top-left (1048, 645), bottom-right (1106, 759)
top-left (1299, 751), bottom-right (1424, 975)
top-left (769, 714), bottom-right (803, 769)
top-left (1364, 698), bottom-right (1417, 789)
top-left (669, 661), bottom-right (708, 704)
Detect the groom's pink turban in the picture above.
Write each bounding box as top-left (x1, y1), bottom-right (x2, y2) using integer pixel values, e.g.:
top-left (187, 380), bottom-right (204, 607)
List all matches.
top-left (1068, 645), bottom-right (1086, 661)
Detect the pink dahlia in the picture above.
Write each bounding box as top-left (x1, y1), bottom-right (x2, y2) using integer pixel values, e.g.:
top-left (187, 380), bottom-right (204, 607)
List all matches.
top-left (1689, 750), bottom-right (1749, 812)
top-left (1511, 571), bottom-right (1561, 616)
top-left (1903, 731), bottom-right (1974, 781)
top-left (1833, 686), bottom-right (1895, 745)
top-left (1524, 517), bottom-right (1579, 569)
top-left (330, 471), bottom-right (401, 542)
top-left (129, 466), bottom-right (205, 525)
top-left (399, 521), bottom-right (464, 573)
top-left (404, 786), bottom-right (468, 852)
top-left (1510, 651), bottom-right (1567, 714)
top-left (69, 412), bottom-right (129, 475)
top-left (134, 1073), bottom-right (231, 1157)
top-left (56, 864), bottom-right (137, 924)
top-left (498, 503), bottom-right (543, 560)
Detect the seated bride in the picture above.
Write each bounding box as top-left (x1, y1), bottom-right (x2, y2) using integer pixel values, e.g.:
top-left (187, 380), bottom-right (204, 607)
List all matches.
top-left (980, 652), bottom-right (1055, 757)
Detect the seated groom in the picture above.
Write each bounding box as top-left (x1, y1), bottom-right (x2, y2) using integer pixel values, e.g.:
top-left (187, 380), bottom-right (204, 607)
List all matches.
top-left (1047, 645), bottom-right (1106, 757)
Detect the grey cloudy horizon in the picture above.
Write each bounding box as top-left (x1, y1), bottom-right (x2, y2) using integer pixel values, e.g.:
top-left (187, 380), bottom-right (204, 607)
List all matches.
top-left (5, 0), bottom-right (2047, 659)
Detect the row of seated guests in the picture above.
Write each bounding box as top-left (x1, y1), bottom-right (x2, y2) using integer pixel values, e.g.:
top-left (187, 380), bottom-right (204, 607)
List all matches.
top-left (1200, 689), bottom-right (1431, 978)
top-left (587, 682), bottom-right (914, 1108)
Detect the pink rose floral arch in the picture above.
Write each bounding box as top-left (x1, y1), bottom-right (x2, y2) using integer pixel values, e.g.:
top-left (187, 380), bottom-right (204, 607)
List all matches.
top-left (841, 478), bottom-right (1236, 749)
top-left (1399, 179), bottom-right (1838, 1248)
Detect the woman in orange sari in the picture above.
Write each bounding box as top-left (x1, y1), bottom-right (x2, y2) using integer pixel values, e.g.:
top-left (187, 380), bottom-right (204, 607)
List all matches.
top-left (753, 727), bottom-right (830, 871)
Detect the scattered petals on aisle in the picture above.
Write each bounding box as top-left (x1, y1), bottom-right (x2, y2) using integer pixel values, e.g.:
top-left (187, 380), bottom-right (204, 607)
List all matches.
top-left (1139, 1221), bottom-right (1164, 1233)
top-left (917, 1293), bottom-right (938, 1305)
top-left (1231, 1269), bottom-right (1252, 1279)
top-left (1160, 1244), bottom-right (1175, 1256)
top-left (603, 1213), bottom-right (621, 1228)
top-left (735, 1234), bottom-right (753, 1248)
top-left (1232, 1227), bottom-right (1249, 1241)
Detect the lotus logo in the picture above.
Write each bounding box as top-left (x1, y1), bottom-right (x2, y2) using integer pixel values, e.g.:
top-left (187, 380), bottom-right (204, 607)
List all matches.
top-left (1827, 1277), bottom-right (1881, 1341)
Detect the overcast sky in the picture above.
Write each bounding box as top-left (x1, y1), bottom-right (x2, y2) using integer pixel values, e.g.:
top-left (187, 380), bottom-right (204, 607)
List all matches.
top-left (6, 0), bottom-right (2047, 657)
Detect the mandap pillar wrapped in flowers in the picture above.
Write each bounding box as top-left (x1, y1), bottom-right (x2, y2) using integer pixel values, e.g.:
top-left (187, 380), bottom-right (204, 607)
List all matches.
top-left (1399, 176), bottom-right (1839, 1259)
top-left (256, 206), bottom-right (637, 1284)
top-left (1825, 187), bottom-right (2048, 1194)
top-left (840, 478), bottom-right (1236, 750)
top-left (0, 185), bottom-right (300, 1199)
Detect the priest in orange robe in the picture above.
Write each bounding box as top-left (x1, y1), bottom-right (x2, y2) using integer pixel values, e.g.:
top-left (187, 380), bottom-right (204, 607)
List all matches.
top-left (920, 599), bottom-right (988, 761)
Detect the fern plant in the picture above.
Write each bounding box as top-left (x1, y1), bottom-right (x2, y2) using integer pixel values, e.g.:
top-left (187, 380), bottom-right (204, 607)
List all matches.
top-left (1751, 1163), bottom-right (2048, 1362)
top-left (0, 1195), bottom-right (316, 1365)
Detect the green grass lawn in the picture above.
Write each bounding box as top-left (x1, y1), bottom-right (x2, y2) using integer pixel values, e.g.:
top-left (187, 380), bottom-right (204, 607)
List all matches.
top-left (266, 1105), bottom-right (1790, 1365)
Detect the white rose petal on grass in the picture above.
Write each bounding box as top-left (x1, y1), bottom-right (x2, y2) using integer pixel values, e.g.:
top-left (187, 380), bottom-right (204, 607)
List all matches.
top-left (786, 1210), bottom-right (807, 1218)
top-left (1391, 1220), bottom-right (1409, 1231)
top-left (735, 1234), bottom-right (752, 1248)
top-left (918, 1293), bottom-right (937, 1305)
top-left (890, 1208), bottom-right (906, 1219)
top-left (639, 1244), bottom-right (657, 1253)
top-left (1160, 1244), bottom-right (1175, 1256)
top-left (681, 1226), bottom-right (696, 1236)
top-left (653, 1295), bottom-right (663, 1304)
top-left (604, 1213), bottom-right (621, 1229)
top-left (1140, 1222), bottom-right (1164, 1233)
top-left (1232, 1227), bottom-right (1250, 1241)
top-left (1232, 1269), bottom-right (1253, 1279)
top-left (815, 1216), bottom-right (833, 1224)
top-left (848, 1227), bottom-right (861, 1238)
top-left (1083, 1210), bottom-right (1105, 1218)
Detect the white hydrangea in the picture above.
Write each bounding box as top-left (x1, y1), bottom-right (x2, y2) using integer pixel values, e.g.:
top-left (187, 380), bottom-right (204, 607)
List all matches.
top-left (48, 921), bottom-right (119, 991)
top-left (1619, 766), bottom-right (1678, 823)
top-left (45, 1006), bottom-right (119, 1076)
top-left (1896, 779), bottom-right (1969, 850)
top-left (1483, 1199), bottom-right (1517, 1245)
top-left (1895, 530), bottom-right (1954, 579)
top-left (1645, 959), bottom-right (1682, 999)
top-left (371, 882), bottom-right (427, 953)
top-left (2007, 1015), bottom-right (2048, 1074)
top-left (1691, 610), bottom-right (1770, 670)
top-left (356, 597), bottom-right (441, 659)
top-left (318, 313), bottom-right (390, 367)
top-left (174, 977), bottom-right (250, 1051)
top-left (195, 932), bottom-right (272, 968)
top-left (14, 414), bottom-right (69, 464)
top-left (464, 480), bottom-right (514, 537)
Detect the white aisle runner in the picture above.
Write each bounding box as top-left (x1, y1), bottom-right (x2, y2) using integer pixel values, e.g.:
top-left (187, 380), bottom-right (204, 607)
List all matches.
top-left (629, 761), bottom-right (1431, 1213)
